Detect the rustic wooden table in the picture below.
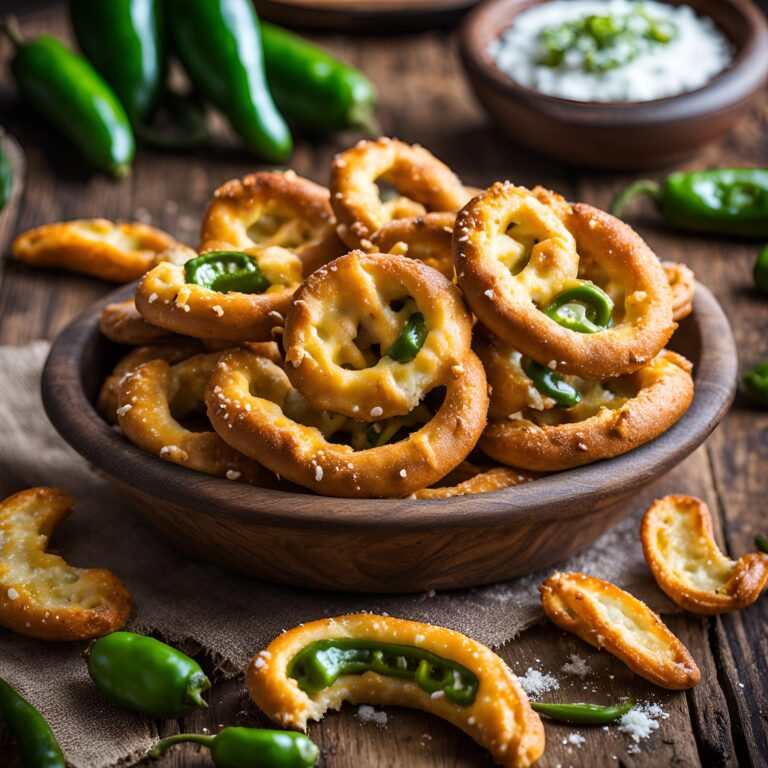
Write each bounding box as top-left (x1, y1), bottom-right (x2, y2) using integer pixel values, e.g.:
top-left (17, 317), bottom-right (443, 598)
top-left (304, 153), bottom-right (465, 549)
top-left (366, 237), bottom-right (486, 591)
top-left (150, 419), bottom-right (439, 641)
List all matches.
top-left (1, 4), bottom-right (766, 767)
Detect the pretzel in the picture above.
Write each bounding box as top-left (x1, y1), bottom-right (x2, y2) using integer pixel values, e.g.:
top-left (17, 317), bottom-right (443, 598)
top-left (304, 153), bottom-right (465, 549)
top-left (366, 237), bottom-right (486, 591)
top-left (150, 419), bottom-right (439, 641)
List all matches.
top-left (283, 251), bottom-right (473, 420)
top-left (330, 138), bottom-right (472, 250)
top-left (0, 487), bottom-right (132, 641)
top-left (135, 245), bottom-right (304, 341)
top-left (11, 218), bottom-right (177, 282)
top-left (454, 183), bottom-right (675, 379)
top-left (641, 495), bottom-right (768, 614)
top-left (205, 348), bottom-right (488, 498)
top-left (246, 614), bottom-right (545, 768)
top-left (99, 299), bottom-right (182, 345)
top-left (662, 262), bottom-right (695, 322)
top-left (480, 349), bottom-right (693, 471)
top-left (117, 352), bottom-right (276, 485)
top-left (540, 572), bottom-right (700, 690)
top-left (199, 171), bottom-right (344, 276)
top-left (411, 463), bottom-right (537, 499)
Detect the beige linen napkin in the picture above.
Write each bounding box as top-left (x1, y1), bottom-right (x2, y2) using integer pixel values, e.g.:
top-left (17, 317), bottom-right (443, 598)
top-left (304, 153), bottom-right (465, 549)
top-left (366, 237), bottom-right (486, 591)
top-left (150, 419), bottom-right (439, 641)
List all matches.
top-left (0, 342), bottom-right (675, 768)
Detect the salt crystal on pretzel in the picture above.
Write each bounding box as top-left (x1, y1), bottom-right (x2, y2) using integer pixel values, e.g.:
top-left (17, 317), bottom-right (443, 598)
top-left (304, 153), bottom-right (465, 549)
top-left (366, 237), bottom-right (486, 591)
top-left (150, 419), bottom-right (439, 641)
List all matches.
top-left (641, 495), bottom-right (768, 614)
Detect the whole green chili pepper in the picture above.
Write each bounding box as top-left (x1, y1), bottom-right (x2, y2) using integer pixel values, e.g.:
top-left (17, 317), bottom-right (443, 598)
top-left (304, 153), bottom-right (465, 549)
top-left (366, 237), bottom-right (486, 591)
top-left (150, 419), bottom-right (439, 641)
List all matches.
top-left (0, 17), bottom-right (134, 178)
top-left (288, 639), bottom-right (478, 706)
top-left (531, 698), bottom-right (633, 725)
top-left (611, 169), bottom-right (768, 238)
top-left (0, 139), bottom-right (13, 211)
top-left (185, 251), bottom-right (270, 294)
top-left (544, 283), bottom-right (613, 334)
top-left (261, 22), bottom-right (377, 135)
top-left (523, 359), bottom-right (581, 408)
top-left (742, 362), bottom-right (768, 407)
top-left (755, 533), bottom-right (768, 554)
top-left (0, 677), bottom-right (65, 768)
top-left (387, 313), bottom-right (427, 363)
top-left (86, 631), bottom-right (211, 718)
top-left (150, 727), bottom-right (318, 767)
top-left (753, 245), bottom-right (768, 294)
top-left (165, 0), bottom-right (292, 163)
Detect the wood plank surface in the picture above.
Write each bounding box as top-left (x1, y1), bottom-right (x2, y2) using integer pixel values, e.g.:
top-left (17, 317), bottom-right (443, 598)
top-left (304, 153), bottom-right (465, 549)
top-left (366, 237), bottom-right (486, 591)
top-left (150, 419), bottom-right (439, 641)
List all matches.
top-left (0, 4), bottom-right (766, 767)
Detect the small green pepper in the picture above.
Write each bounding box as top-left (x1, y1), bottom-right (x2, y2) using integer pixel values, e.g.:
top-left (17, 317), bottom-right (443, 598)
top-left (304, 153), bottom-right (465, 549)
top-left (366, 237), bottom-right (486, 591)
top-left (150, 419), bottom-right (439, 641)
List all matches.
top-left (755, 533), bottom-right (768, 554)
top-left (531, 698), bottom-right (633, 725)
top-left (0, 677), bottom-right (65, 768)
top-left (386, 312), bottom-right (427, 363)
top-left (742, 362), bottom-right (768, 407)
top-left (523, 359), bottom-right (581, 408)
top-left (0, 138), bottom-right (13, 211)
top-left (753, 245), bottom-right (768, 294)
top-left (150, 728), bottom-right (318, 768)
top-left (288, 639), bottom-right (478, 706)
top-left (611, 169), bottom-right (768, 238)
top-left (86, 631), bottom-right (211, 719)
top-left (544, 283), bottom-right (613, 334)
top-left (185, 251), bottom-right (270, 294)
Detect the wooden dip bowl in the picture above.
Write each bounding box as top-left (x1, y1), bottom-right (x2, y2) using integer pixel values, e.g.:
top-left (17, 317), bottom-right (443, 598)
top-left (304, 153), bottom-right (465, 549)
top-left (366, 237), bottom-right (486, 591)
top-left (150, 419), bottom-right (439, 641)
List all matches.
top-left (43, 281), bottom-right (736, 593)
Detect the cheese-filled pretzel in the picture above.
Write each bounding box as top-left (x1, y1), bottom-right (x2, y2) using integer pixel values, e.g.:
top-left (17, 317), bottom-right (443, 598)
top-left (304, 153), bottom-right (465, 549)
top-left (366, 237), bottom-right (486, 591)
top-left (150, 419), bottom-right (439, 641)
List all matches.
top-left (0, 487), bottom-right (132, 641)
top-left (247, 614), bottom-right (545, 768)
top-left (662, 262), bottom-right (695, 322)
top-left (480, 350), bottom-right (693, 471)
top-left (330, 138), bottom-right (472, 250)
top-left (200, 171), bottom-right (344, 276)
top-left (641, 495), bottom-right (768, 614)
top-left (12, 218), bottom-right (176, 282)
top-left (540, 572), bottom-right (700, 690)
top-left (411, 463), bottom-right (537, 499)
top-left (205, 348), bottom-right (488, 498)
top-left (117, 352), bottom-right (275, 486)
top-left (135, 245), bottom-right (305, 341)
top-left (99, 299), bottom-right (181, 345)
top-left (283, 251), bottom-right (473, 420)
top-left (454, 183), bottom-right (675, 379)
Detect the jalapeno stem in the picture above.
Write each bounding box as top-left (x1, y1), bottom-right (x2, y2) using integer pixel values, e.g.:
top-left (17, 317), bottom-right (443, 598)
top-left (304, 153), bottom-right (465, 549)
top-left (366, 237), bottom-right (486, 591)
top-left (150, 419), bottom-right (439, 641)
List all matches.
top-left (610, 179), bottom-right (663, 218)
top-left (531, 698), bottom-right (633, 725)
top-left (0, 16), bottom-right (24, 48)
top-left (150, 732), bottom-right (215, 758)
top-left (756, 533), bottom-right (768, 554)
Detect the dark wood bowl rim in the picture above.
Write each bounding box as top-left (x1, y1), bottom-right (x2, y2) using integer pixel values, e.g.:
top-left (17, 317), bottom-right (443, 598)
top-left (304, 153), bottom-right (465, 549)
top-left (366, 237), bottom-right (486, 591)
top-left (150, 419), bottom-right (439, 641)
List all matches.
top-left (460, 0), bottom-right (768, 119)
top-left (42, 281), bottom-right (736, 532)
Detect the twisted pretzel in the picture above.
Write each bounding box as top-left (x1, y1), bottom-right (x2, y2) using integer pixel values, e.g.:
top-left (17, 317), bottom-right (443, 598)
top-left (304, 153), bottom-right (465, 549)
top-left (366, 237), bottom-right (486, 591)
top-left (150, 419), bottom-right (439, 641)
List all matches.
top-left (100, 299), bottom-right (181, 345)
top-left (283, 251), bottom-right (473, 420)
top-left (205, 348), bottom-right (488, 498)
top-left (454, 184), bottom-right (675, 378)
top-left (411, 462), bottom-right (537, 499)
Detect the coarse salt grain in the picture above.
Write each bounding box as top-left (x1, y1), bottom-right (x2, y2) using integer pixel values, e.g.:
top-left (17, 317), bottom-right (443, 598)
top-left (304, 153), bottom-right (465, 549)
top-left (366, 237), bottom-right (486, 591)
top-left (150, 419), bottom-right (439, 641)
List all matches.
top-left (147, 292), bottom-right (158, 304)
top-left (399, 469), bottom-right (407, 478)
top-left (315, 466), bottom-right (324, 482)
top-left (7, 588), bottom-right (20, 601)
top-left (212, 305), bottom-right (224, 317)
top-left (225, 470), bottom-right (242, 481)
top-left (357, 705), bottom-right (388, 726)
top-left (484, 289), bottom-right (495, 299)
top-left (116, 404), bottom-right (132, 417)
top-left (518, 667), bottom-right (560, 697)
top-left (370, 406), bottom-right (384, 418)
top-left (561, 654), bottom-right (590, 676)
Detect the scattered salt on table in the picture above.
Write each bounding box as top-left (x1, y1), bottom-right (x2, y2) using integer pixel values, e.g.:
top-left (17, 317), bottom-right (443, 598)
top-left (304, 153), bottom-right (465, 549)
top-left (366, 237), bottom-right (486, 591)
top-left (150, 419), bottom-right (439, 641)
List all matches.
top-left (518, 667), bottom-right (560, 697)
top-left (357, 705), bottom-right (388, 726)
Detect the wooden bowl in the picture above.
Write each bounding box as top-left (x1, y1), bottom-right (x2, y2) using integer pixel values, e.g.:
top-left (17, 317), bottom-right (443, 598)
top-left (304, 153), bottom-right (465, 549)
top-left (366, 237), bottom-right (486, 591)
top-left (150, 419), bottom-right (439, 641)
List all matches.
top-left (43, 281), bottom-right (736, 593)
top-left (459, 0), bottom-right (768, 169)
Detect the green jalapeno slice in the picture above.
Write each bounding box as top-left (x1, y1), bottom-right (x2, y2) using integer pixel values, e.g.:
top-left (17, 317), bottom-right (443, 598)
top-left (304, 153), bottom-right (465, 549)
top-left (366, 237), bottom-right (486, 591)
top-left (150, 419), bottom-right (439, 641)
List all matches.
top-left (185, 251), bottom-right (269, 294)
top-left (287, 639), bottom-right (478, 706)
top-left (742, 362), bottom-right (768, 407)
top-left (754, 245), bottom-right (768, 294)
top-left (531, 698), bottom-right (633, 725)
top-left (544, 283), bottom-right (613, 334)
top-left (386, 312), bottom-right (427, 363)
top-left (523, 359), bottom-right (581, 408)
top-left (755, 533), bottom-right (768, 554)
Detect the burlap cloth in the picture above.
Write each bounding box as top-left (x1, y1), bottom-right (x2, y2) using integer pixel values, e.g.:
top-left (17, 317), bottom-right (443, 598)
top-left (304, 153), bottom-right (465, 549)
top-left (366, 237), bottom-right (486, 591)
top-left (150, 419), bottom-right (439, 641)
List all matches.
top-left (0, 342), bottom-right (677, 767)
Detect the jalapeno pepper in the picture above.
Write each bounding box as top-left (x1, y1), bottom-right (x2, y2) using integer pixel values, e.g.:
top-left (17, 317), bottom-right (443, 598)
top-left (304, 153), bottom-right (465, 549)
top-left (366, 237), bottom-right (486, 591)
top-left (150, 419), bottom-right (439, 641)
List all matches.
top-left (756, 533), bottom-right (768, 554)
top-left (523, 359), bottom-right (581, 408)
top-left (544, 283), bottom-right (613, 334)
top-left (531, 698), bottom-right (633, 725)
top-left (0, 138), bottom-right (13, 211)
top-left (753, 245), bottom-right (768, 294)
top-left (1, 17), bottom-right (134, 178)
top-left (0, 677), bottom-right (65, 768)
top-left (86, 631), bottom-right (211, 719)
top-left (386, 312), bottom-right (427, 363)
top-left (185, 251), bottom-right (270, 294)
top-left (611, 169), bottom-right (768, 238)
top-left (742, 362), bottom-right (768, 407)
top-left (288, 639), bottom-right (478, 706)
top-left (261, 23), bottom-right (377, 135)
top-left (165, 0), bottom-right (292, 163)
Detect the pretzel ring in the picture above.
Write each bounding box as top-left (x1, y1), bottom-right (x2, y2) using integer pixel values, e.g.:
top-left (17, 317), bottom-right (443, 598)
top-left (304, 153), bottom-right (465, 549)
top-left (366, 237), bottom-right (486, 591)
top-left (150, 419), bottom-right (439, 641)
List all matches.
top-left (205, 348), bottom-right (488, 498)
top-left (246, 614), bottom-right (545, 768)
top-left (454, 183), bottom-right (675, 378)
top-left (662, 262), bottom-right (695, 322)
top-left (117, 352), bottom-right (275, 486)
top-left (99, 299), bottom-right (182, 345)
top-left (411, 463), bottom-right (537, 499)
top-left (330, 138), bottom-right (472, 250)
top-left (0, 487), bottom-right (132, 641)
top-left (11, 218), bottom-right (177, 283)
top-left (283, 251), bottom-right (473, 420)
top-left (200, 171), bottom-right (344, 276)
top-left (135, 245), bottom-right (305, 341)
top-left (641, 495), bottom-right (768, 614)
top-left (480, 349), bottom-right (693, 471)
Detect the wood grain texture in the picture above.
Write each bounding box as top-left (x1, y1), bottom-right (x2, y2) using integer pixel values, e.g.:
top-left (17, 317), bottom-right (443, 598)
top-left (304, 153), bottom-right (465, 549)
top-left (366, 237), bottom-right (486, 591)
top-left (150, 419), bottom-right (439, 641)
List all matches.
top-left (1, 2), bottom-right (766, 766)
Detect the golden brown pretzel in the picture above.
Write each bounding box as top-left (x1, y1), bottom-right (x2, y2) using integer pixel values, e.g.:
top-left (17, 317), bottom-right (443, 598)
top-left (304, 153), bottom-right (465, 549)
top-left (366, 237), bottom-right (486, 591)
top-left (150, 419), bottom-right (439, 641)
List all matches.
top-left (246, 614), bottom-right (545, 768)
top-left (330, 138), bottom-right (472, 250)
top-left (411, 463), bottom-right (537, 499)
top-left (99, 299), bottom-right (182, 345)
top-left (454, 183), bottom-right (675, 378)
top-left (205, 348), bottom-right (489, 498)
top-left (0, 487), bottom-right (132, 641)
top-left (662, 261), bottom-right (695, 322)
top-left (283, 251), bottom-right (473, 420)
top-left (11, 219), bottom-right (177, 282)
top-left (480, 350), bottom-right (694, 471)
top-left (641, 495), bottom-right (768, 614)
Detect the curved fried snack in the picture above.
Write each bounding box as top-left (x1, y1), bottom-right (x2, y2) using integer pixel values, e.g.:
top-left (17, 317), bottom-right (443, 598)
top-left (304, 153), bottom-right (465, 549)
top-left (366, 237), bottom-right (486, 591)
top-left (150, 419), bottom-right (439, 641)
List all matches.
top-left (662, 262), bottom-right (695, 322)
top-left (411, 463), bottom-right (537, 499)
top-left (99, 299), bottom-right (182, 345)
